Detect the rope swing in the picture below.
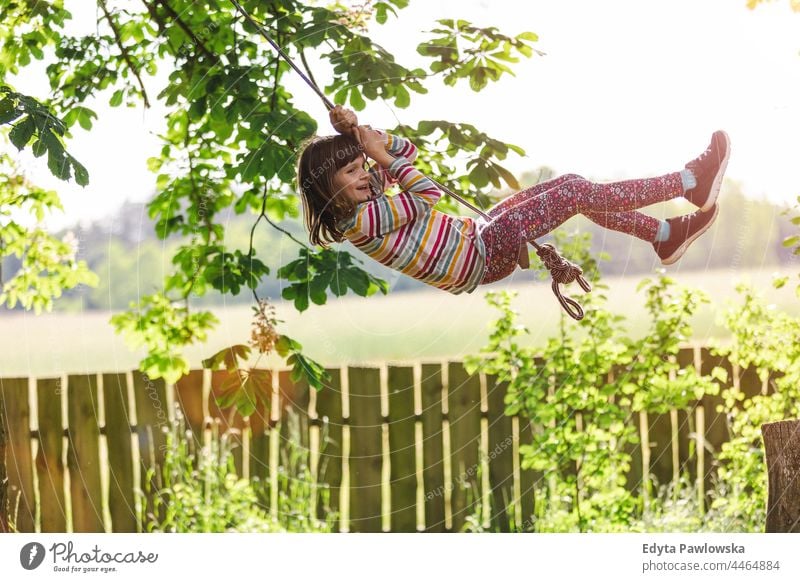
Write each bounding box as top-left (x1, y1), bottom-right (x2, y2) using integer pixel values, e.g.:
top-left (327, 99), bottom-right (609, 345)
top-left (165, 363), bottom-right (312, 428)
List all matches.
top-left (229, 0), bottom-right (592, 320)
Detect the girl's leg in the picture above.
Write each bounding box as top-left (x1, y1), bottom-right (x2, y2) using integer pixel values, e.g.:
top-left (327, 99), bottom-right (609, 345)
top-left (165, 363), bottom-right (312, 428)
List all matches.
top-left (478, 172), bottom-right (682, 284)
top-left (581, 209), bottom-right (660, 242)
top-left (485, 174), bottom-right (577, 219)
top-left (486, 172), bottom-right (682, 242)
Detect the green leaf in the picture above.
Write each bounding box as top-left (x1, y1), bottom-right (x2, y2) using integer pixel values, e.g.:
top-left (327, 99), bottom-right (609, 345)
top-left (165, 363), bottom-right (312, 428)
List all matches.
top-left (375, 2), bottom-right (388, 24)
top-left (109, 89), bottom-right (124, 107)
top-left (0, 98), bottom-right (22, 124)
top-left (782, 235), bottom-right (800, 248)
top-left (31, 139), bottom-right (47, 157)
top-left (349, 86), bottom-right (366, 110)
top-left (493, 163), bottom-right (520, 190)
top-left (9, 116), bottom-right (35, 149)
top-left (74, 106), bottom-right (97, 130)
top-left (293, 285), bottom-right (309, 312)
top-left (47, 149), bottom-right (70, 181)
top-left (394, 85), bottom-right (410, 108)
top-left (201, 344), bottom-right (252, 370)
top-left (71, 156), bottom-right (89, 186)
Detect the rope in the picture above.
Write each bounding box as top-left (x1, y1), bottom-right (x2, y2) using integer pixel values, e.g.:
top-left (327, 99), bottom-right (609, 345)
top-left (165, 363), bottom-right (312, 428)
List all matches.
top-left (535, 244), bottom-right (592, 320)
top-left (228, 0), bottom-right (592, 320)
top-left (229, 0), bottom-right (335, 111)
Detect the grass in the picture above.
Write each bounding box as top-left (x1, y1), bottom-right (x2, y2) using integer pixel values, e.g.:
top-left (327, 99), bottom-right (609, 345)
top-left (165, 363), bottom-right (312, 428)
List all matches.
top-left (0, 266), bottom-right (797, 377)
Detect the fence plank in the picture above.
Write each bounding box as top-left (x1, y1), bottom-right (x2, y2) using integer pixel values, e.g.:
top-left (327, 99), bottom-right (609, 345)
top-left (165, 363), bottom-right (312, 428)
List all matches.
top-left (247, 369), bottom-right (272, 484)
top-left (102, 373), bottom-right (136, 532)
top-left (387, 365), bottom-right (416, 532)
top-left (315, 367), bottom-right (343, 532)
top-left (486, 374), bottom-right (515, 531)
top-left (420, 363), bottom-right (445, 532)
top-left (66, 374), bottom-right (104, 532)
top-left (447, 361), bottom-right (481, 532)
top-left (35, 377), bottom-right (67, 532)
top-left (347, 367), bottom-right (383, 533)
top-left (698, 346), bottom-right (732, 500)
top-left (675, 409), bottom-right (692, 478)
top-left (132, 371), bottom-right (169, 529)
top-left (278, 370), bottom-right (310, 452)
top-left (209, 370), bottom-right (247, 477)
top-left (648, 410), bottom-right (673, 489)
top-left (675, 347), bottom-right (698, 485)
top-left (173, 369), bottom-right (205, 447)
top-left (695, 405), bottom-right (705, 513)
top-left (737, 362), bottom-right (765, 399)
top-left (0, 377), bottom-right (35, 532)
top-left (517, 415), bottom-right (536, 528)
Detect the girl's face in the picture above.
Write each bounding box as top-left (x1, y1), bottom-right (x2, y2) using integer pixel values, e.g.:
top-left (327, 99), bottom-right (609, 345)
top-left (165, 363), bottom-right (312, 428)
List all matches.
top-left (332, 154), bottom-right (376, 205)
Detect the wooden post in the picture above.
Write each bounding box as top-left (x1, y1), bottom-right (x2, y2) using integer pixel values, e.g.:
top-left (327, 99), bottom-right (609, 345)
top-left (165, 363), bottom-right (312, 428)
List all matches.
top-left (762, 419), bottom-right (800, 533)
top-left (0, 403), bottom-right (7, 532)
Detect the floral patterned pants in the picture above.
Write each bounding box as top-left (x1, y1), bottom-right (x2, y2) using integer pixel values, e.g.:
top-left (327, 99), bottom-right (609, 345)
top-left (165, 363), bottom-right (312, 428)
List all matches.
top-left (477, 172), bottom-right (684, 284)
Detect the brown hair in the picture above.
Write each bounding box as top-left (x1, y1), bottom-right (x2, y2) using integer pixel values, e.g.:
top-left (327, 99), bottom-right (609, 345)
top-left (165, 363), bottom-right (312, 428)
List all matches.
top-left (296, 133), bottom-right (366, 248)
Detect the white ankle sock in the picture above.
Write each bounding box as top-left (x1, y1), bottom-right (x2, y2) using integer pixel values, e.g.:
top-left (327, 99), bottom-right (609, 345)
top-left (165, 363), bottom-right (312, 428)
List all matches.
top-left (680, 168), bottom-right (697, 192)
top-left (654, 220), bottom-right (671, 242)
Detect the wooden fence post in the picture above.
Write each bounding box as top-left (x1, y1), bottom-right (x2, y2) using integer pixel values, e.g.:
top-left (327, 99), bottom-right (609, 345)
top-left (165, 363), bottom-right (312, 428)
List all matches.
top-left (762, 419), bottom-right (800, 533)
top-left (0, 407), bottom-right (7, 532)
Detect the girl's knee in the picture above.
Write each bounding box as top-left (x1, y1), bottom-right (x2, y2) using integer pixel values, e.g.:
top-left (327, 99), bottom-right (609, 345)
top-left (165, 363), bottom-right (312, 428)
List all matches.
top-left (561, 173), bottom-right (587, 183)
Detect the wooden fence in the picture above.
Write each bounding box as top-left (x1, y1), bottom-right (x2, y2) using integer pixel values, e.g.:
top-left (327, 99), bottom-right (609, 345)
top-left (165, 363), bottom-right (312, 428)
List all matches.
top-left (0, 345), bottom-right (778, 533)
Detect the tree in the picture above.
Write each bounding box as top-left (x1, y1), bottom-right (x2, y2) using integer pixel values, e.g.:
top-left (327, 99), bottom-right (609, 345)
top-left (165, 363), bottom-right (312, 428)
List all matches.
top-left (0, 0), bottom-right (540, 408)
top-left (0, 85), bottom-right (98, 532)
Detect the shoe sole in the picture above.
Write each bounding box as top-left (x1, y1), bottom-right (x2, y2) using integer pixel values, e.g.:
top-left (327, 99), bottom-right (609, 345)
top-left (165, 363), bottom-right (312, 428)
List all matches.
top-left (699, 130), bottom-right (731, 212)
top-left (661, 204), bottom-right (720, 265)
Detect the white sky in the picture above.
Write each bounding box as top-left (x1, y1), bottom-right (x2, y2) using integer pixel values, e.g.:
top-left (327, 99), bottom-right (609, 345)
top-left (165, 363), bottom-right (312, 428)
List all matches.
top-left (5, 0), bottom-right (800, 232)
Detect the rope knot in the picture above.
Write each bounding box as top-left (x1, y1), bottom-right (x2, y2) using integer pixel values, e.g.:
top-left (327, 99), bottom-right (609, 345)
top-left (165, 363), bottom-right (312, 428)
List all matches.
top-left (535, 243), bottom-right (592, 320)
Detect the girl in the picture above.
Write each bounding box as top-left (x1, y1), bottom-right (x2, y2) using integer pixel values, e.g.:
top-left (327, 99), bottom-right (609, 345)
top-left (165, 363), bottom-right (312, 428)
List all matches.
top-left (296, 105), bottom-right (729, 296)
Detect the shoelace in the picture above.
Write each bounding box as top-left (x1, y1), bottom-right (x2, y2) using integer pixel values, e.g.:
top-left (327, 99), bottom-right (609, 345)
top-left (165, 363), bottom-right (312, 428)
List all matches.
top-left (688, 134), bottom-right (721, 172)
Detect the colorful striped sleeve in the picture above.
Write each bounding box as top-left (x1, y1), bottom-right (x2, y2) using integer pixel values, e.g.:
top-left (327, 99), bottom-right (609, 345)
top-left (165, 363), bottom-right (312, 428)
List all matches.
top-left (385, 156), bottom-right (442, 206)
top-left (383, 130), bottom-right (418, 163)
top-left (367, 129), bottom-right (419, 190)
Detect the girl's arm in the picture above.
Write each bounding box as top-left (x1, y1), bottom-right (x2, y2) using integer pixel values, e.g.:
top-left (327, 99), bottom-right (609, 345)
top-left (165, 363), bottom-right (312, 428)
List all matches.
top-left (380, 129), bottom-right (418, 164)
top-left (367, 129), bottom-right (417, 191)
top-left (329, 106), bottom-right (417, 164)
top-left (360, 126), bottom-right (441, 206)
top-left (341, 126), bottom-right (441, 238)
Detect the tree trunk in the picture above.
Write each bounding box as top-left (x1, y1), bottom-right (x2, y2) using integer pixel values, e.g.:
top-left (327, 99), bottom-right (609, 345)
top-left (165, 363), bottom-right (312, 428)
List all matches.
top-left (762, 419), bottom-right (800, 533)
top-left (0, 404), bottom-right (8, 533)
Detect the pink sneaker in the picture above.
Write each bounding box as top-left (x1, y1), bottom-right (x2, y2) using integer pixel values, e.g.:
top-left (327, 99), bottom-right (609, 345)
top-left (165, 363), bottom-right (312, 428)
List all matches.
top-left (683, 130), bottom-right (730, 212)
top-left (653, 204), bottom-right (719, 265)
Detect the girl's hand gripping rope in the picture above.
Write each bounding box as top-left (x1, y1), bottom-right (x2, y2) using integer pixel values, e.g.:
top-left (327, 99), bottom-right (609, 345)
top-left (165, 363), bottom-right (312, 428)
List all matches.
top-left (329, 105), bottom-right (360, 142)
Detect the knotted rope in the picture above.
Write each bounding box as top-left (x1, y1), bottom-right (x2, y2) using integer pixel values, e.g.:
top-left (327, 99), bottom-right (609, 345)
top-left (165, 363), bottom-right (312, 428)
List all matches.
top-left (534, 243), bottom-right (592, 320)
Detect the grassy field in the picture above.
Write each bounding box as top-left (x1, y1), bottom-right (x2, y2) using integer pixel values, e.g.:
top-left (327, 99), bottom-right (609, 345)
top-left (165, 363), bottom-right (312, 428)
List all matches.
top-left (0, 266), bottom-right (797, 378)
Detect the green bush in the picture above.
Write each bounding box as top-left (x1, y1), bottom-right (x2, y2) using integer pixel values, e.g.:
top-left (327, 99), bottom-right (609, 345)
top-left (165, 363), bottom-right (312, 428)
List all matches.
top-left (139, 405), bottom-right (337, 532)
top-left (465, 230), bottom-right (730, 532)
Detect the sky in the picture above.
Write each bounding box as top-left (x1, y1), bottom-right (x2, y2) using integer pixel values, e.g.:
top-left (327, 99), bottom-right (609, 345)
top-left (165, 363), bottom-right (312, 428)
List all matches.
top-left (5, 0), bottom-right (800, 233)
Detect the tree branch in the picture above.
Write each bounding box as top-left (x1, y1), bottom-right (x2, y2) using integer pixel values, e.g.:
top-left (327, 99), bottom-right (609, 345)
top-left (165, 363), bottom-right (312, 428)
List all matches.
top-left (140, 0), bottom-right (180, 55)
top-left (98, 0), bottom-right (151, 108)
top-left (154, 0), bottom-right (221, 65)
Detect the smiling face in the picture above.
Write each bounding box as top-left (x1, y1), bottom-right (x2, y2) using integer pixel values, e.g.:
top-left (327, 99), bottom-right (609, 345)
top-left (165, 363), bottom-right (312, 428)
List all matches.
top-left (332, 153), bottom-right (376, 205)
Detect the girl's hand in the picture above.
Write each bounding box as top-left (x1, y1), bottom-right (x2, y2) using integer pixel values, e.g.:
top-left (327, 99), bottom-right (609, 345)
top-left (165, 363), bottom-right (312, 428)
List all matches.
top-left (329, 105), bottom-right (358, 135)
top-left (354, 125), bottom-right (385, 160)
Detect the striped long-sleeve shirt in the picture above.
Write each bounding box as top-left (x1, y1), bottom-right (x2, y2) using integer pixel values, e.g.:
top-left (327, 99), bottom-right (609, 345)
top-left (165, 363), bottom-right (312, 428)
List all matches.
top-left (337, 131), bottom-right (487, 295)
